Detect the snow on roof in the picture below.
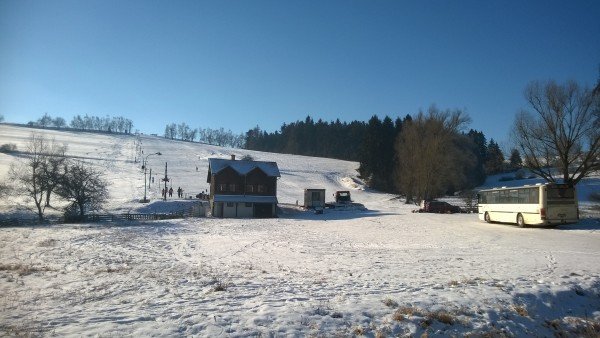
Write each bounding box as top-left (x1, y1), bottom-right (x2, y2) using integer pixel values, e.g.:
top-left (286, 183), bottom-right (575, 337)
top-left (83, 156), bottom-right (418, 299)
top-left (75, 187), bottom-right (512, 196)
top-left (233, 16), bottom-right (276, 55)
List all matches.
top-left (208, 158), bottom-right (281, 177)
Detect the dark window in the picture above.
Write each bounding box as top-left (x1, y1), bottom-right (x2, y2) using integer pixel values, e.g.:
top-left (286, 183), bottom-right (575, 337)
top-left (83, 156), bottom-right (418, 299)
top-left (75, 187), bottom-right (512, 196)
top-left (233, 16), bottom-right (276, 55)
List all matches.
top-left (490, 191), bottom-right (499, 203)
top-left (218, 184), bottom-right (227, 192)
top-left (509, 190), bottom-right (518, 203)
top-left (229, 184), bottom-right (236, 192)
top-left (246, 185), bottom-right (254, 193)
top-left (311, 191), bottom-right (320, 201)
top-left (226, 202), bottom-right (234, 207)
top-left (547, 186), bottom-right (575, 200)
top-left (245, 202), bottom-right (252, 207)
top-left (258, 185), bottom-right (266, 193)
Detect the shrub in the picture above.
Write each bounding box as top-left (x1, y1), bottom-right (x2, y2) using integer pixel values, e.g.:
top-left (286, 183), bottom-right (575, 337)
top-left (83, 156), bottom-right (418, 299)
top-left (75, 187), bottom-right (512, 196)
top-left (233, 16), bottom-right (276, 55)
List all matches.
top-left (382, 298), bottom-right (398, 308)
top-left (392, 310), bottom-right (405, 322)
top-left (396, 306), bottom-right (425, 317)
top-left (428, 311), bottom-right (455, 325)
top-left (0, 143), bottom-right (17, 153)
top-left (352, 326), bottom-right (365, 335)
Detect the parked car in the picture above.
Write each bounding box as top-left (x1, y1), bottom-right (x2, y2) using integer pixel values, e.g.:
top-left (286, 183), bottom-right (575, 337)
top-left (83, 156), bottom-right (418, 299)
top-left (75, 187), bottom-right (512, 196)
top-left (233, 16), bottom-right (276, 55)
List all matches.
top-left (419, 200), bottom-right (462, 213)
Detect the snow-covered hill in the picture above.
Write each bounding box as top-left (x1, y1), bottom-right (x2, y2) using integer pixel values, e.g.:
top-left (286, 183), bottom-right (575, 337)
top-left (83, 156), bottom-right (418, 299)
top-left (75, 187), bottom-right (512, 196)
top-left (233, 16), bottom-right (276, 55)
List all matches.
top-left (1, 124), bottom-right (599, 336)
top-left (0, 124), bottom-right (385, 216)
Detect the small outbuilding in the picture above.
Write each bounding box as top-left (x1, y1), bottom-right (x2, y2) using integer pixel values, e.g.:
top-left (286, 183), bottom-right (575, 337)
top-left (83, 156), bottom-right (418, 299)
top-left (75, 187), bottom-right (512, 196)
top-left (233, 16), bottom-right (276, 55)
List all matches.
top-left (304, 189), bottom-right (326, 209)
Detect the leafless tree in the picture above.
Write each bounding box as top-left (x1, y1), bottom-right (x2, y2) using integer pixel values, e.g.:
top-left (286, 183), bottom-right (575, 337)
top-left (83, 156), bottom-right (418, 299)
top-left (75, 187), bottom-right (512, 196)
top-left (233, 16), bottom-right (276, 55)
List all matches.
top-left (513, 80), bottom-right (600, 186)
top-left (9, 133), bottom-right (61, 220)
top-left (41, 141), bottom-right (68, 208)
top-left (0, 182), bottom-right (8, 199)
top-left (57, 160), bottom-right (109, 217)
top-left (395, 106), bottom-right (472, 203)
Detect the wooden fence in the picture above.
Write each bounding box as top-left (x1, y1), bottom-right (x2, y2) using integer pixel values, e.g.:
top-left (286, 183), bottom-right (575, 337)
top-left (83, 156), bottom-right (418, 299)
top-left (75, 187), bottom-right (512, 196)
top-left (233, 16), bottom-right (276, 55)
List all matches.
top-left (0, 203), bottom-right (207, 227)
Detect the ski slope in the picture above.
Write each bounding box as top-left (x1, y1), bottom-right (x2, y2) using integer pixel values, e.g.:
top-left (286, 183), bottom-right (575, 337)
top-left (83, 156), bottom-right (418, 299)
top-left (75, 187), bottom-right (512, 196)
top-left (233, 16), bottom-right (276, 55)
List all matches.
top-left (0, 124), bottom-right (599, 336)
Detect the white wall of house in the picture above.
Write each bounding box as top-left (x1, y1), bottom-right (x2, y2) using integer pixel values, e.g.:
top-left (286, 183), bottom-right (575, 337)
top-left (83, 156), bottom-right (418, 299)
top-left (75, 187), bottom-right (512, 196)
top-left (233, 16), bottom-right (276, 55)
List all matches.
top-left (237, 203), bottom-right (253, 218)
top-left (223, 202), bottom-right (237, 218)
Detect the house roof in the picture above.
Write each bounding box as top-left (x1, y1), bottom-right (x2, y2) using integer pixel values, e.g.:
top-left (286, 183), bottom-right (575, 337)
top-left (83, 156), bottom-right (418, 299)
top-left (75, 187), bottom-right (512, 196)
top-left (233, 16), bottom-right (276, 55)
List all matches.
top-left (213, 195), bottom-right (278, 204)
top-left (207, 158), bottom-right (281, 177)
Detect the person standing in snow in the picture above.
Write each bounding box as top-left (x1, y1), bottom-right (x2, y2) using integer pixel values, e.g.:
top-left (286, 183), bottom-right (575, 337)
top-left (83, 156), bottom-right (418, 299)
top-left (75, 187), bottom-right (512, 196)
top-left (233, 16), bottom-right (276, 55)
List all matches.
top-left (169, 187), bottom-right (173, 197)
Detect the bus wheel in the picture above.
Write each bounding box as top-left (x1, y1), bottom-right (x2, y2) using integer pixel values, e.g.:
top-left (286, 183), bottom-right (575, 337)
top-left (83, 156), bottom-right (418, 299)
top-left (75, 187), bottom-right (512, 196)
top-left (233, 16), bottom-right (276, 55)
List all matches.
top-left (484, 212), bottom-right (491, 223)
top-left (517, 213), bottom-right (526, 228)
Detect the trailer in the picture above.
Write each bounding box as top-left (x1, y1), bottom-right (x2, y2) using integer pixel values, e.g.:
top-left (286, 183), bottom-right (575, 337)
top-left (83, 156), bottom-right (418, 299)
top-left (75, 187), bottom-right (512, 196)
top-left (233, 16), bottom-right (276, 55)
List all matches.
top-left (304, 189), bottom-right (326, 209)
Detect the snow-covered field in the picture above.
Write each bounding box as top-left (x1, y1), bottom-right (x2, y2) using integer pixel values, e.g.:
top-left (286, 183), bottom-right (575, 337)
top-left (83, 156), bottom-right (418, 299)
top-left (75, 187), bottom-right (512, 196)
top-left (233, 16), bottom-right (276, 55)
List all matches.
top-left (1, 124), bottom-right (599, 336)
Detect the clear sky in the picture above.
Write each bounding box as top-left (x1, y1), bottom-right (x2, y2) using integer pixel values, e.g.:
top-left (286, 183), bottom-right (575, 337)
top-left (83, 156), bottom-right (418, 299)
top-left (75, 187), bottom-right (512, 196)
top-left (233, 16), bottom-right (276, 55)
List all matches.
top-left (1, 0), bottom-right (599, 147)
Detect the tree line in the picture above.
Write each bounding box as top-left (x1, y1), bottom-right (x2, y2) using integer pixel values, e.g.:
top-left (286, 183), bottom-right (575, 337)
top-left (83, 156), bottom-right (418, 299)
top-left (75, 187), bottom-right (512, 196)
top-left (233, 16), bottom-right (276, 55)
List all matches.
top-left (164, 122), bottom-right (245, 148)
top-left (27, 113), bottom-right (134, 134)
top-left (246, 77), bottom-right (599, 200)
top-left (244, 108), bottom-right (522, 202)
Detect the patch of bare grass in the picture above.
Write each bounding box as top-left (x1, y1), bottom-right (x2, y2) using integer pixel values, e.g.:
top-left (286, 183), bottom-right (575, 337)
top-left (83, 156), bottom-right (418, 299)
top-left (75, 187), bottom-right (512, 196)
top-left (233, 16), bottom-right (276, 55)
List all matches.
top-left (396, 305), bottom-right (425, 317)
top-left (562, 316), bottom-right (600, 337)
top-left (382, 297), bottom-right (398, 308)
top-left (37, 238), bottom-right (58, 247)
top-left (352, 325), bottom-right (365, 336)
top-left (94, 266), bottom-right (131, 274)
top-left (427, 310), bottom-right (455, 325)
top-left (392, 310), bottom-right (405, 322)
top-left (512, 304), bottom-right (529, 317)
top-left (210, 277), bottom-right (230, 292)
top-left (448, 280), bottom-right (460, 287)
top-left (0, 263), bottom-right (53, 276)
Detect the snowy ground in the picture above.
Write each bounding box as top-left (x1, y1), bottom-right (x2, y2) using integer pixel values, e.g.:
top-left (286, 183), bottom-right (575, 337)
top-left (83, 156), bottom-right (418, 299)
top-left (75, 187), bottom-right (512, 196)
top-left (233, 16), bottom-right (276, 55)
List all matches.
top-left (1, 124), bottom-right (599, 336)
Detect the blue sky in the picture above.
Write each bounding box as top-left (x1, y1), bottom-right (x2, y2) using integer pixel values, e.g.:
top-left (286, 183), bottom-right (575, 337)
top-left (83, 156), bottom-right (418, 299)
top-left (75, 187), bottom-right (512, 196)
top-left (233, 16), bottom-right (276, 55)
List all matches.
top-left (1, 0), bottom-right (599, 147)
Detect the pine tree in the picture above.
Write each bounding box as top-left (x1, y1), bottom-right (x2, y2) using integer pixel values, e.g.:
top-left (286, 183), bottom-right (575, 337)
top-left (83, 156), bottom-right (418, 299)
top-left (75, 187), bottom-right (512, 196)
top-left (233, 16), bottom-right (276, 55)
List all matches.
top-left (485, 139), bottom-right (505, 175)
top-left (509, 148), bottom-right (523, 171)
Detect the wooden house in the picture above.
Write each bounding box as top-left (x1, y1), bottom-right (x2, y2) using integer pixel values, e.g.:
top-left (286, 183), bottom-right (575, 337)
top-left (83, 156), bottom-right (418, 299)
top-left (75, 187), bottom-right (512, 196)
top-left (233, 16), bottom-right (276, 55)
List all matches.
top-left (207, 156), bottom-right (280, 218)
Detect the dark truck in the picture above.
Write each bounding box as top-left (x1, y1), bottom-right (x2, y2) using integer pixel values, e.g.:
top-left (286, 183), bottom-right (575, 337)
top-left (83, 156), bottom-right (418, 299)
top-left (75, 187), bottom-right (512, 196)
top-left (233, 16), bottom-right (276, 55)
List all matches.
top-left (419, 200), bottom-right (462, 213)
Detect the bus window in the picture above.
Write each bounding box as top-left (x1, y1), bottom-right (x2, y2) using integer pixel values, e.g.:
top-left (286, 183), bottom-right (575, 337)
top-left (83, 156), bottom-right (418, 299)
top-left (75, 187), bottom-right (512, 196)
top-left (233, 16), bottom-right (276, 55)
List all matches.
top-left (490, 191), bottom-right (499, 203)
top-left (530, 188), bottom-right (539, 204)
top-left (509, 190), bottom-right (518, 203)
top-left (518, 189), bottom-right (529, 203)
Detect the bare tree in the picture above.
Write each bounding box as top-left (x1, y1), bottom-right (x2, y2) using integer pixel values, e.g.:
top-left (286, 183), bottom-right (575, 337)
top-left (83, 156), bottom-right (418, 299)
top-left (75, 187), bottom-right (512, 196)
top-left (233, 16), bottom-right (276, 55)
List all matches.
top-left (41, 141), bottom-right (68, 208)
top-left (57, 160), bottom-right (109, 217)
top-left (9, 133), bottom-right (55, 220)
top-left (0, 182), bottom-right (8, 199)
top-left (395, 106), bottom-right (473, 203)
top-left (37, 113), bottom-right (53, 127)
top-left (513, 80), bottom-right (600, 186)
top-left (53, 117), bottom-right (67, 128)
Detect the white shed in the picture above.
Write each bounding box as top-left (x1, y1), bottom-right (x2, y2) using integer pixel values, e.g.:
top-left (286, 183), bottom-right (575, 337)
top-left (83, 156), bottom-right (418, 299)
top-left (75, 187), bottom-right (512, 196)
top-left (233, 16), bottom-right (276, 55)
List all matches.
top-left (304, 189), bottom-right (326, 209)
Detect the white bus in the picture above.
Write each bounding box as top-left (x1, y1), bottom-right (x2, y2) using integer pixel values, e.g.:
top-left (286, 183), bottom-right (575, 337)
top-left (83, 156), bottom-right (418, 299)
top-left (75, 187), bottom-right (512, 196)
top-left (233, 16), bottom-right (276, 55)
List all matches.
top-left (478, 183), bottom-right (578, 227)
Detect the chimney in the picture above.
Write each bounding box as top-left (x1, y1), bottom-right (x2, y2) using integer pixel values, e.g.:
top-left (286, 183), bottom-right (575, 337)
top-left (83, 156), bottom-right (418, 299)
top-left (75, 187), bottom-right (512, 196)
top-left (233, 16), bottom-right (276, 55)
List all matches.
top-left (231, 154), bottom-right (236, 161)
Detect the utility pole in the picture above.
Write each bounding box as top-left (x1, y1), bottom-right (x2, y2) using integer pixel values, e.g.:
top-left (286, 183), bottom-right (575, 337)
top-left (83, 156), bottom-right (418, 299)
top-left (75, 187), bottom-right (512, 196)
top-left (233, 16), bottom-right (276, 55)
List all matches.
top-left (162, 162), bottom-right (169, 201)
